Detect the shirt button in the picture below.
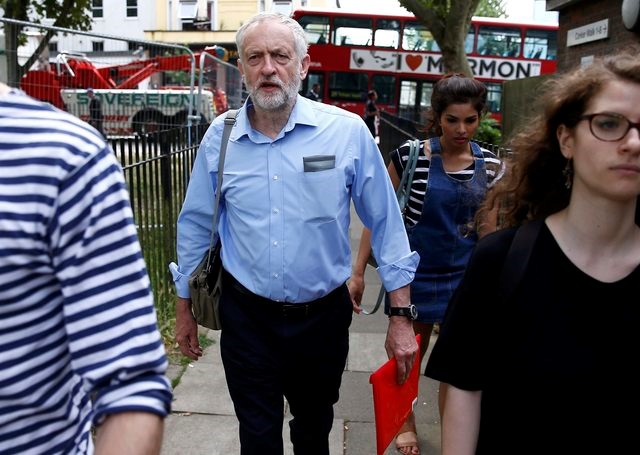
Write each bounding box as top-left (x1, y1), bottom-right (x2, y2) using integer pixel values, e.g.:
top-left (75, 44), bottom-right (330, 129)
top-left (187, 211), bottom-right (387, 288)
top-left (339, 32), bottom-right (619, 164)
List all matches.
top-left (273, 273), bottom-right (279, 278)
top-left (273, 175), bottom-right (278, 180)
top-left (273, 208), bottom-right (279, 214)
top-left (273, 241), bottom-right (278, 246)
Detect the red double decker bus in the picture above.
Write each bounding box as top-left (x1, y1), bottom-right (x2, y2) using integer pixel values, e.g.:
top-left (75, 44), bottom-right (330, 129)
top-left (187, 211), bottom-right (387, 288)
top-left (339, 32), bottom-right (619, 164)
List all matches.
top-left (292, 8), bottom-right (558, 124)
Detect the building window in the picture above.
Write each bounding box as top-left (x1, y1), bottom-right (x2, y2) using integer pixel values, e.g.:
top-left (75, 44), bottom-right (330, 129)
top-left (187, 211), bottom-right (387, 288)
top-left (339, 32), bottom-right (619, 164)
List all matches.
top-left (128, 41), bottom-right (143, 52)
top-left (48, 41), bottom-right (58, 53)
top-left (92, 0), bottom-right (103, 18)
top-left (207, 1), bottom-right (215, 31)
top-left (179, 0), bottom-right (197, 30)
top-left (92, 41), bottom-right (104, 52)
top-left (126, 0), bottom-right (137, 18)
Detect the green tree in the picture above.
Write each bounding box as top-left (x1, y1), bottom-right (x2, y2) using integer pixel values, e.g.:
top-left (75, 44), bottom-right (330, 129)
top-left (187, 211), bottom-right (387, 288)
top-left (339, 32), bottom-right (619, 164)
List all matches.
top-left (475, 0), bottom-right (507, 18)
top-left (1, 0), bottom-right (92, 86)
top-left (398, 0), bottom-right (506, 75)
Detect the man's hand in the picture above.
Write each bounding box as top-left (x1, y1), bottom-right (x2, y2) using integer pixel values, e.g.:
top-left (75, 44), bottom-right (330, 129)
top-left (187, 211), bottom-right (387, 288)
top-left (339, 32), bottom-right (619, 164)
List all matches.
top-left (385, 286), bottom-right (418, 384)
top-left (175, 298), bottom-right (202, 360)
top-left (385, 317), bottom-right (418, 384)
top-left (347, 272), bottom-right (365, 314)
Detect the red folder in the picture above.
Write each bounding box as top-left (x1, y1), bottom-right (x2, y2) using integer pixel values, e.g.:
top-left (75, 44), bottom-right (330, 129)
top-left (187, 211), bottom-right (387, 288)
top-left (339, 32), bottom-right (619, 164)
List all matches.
top-left (369, 334), bottom-right (421, 455)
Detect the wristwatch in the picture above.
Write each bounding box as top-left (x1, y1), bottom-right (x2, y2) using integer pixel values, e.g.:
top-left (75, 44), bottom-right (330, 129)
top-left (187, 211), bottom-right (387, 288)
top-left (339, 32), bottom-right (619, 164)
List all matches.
top-left (388, 304), bottom-right (418, 320)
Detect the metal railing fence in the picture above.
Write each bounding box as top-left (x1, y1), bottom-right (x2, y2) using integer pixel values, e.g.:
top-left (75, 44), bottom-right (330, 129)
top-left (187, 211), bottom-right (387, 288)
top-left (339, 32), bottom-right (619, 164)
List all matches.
top-left (108, 125), bottom-right (207, 327)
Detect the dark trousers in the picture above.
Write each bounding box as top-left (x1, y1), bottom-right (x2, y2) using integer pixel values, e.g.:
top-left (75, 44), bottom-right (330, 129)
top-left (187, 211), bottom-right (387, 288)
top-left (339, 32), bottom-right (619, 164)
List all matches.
top-left (219, 271), bottom-right (353, 455)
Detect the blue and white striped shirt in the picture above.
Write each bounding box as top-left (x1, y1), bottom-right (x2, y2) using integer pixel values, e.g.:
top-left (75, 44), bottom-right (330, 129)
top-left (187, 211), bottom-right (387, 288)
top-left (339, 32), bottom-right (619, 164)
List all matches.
top-left (0, 89), bottom-right (171, 454)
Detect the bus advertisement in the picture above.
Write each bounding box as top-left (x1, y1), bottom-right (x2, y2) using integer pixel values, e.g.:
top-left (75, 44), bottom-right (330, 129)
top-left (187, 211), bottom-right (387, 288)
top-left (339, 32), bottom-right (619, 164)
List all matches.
top-left (292, 8), bottom-right (558, 125)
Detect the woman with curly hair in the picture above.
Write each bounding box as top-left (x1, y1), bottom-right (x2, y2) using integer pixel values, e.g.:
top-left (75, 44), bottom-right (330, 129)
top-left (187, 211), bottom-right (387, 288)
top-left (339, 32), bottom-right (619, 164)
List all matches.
top-left (426, 49), bottom-right (640, 454)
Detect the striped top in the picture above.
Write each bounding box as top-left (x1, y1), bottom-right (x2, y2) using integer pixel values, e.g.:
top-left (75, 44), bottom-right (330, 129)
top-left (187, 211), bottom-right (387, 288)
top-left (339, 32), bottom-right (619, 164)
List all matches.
top-left (390, 139), bottom-right (504, 228)
top-left (0, 89), bottom-right (171, 454)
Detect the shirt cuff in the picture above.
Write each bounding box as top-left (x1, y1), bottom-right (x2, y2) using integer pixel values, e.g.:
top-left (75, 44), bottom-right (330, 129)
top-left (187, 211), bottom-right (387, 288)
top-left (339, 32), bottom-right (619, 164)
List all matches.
top-left (377, 251), bottom-right (420, 292)
top-left (169, 262), bottom-right (191, 298)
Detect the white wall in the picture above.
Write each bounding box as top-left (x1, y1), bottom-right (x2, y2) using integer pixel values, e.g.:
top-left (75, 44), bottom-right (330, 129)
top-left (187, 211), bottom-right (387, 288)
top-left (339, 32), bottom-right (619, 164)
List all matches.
top-left (53, 0), bottom-right (156, 53)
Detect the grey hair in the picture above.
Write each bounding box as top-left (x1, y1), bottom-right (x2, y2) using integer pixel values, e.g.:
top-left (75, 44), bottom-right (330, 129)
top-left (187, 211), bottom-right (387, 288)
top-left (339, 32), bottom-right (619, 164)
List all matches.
top-left (236, 12), bottom-right (309, 61)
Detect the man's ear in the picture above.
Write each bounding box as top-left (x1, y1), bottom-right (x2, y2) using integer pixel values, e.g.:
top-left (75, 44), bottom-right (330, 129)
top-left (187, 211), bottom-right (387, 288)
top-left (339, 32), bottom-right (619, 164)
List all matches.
top-left (557, 124), bottom-right (574, 159)
top-left (300, 54), bottom-right (311, 79)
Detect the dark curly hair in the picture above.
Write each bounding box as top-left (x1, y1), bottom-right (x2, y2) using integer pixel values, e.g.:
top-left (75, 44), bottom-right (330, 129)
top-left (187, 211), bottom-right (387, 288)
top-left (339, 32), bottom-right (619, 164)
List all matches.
top-left (477, 48), bottom-right (640, 229)
top-left (426, 73), bottom-right (488, 136)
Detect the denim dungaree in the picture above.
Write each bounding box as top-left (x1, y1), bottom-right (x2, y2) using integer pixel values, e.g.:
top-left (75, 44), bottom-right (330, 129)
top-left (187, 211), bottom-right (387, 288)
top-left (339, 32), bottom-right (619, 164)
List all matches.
top-left (404, 137), bottom-right (487, 323)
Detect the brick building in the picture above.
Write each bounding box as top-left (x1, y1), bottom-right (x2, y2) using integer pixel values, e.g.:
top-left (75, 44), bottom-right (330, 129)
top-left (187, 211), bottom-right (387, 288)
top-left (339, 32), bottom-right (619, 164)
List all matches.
top-left (546, 0), bottom-right (640, 72)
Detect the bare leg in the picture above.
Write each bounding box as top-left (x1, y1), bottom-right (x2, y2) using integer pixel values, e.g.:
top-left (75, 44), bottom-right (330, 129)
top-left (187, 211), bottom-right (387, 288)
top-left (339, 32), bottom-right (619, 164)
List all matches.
top-left (438, 382), bottom-right (448, 419)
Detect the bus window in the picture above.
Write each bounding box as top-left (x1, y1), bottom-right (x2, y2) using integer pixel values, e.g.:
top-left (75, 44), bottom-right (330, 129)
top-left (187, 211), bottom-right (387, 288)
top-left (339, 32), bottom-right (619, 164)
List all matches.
top-left (296, 14), bottom-right (330, 45)
top-left (524, 28), bottom-right (557, 60)
top-left (465, 25), bottom-right (475, 54)
top-left (329, 72), bottom-right (368, 101)
top-left (373, 74), bottom-right (396, 105)
top-left (402, 21), bottom-right (440, 52)
top-left (399, 80), bottom-right (417, 119)
top-left (399, 79), bottom-right (433, 122)
top-left (374, 19), bottom-right (400, 48)
top-left (300, 72), bottom-right (325, 101)
top-left (478, 26), bottom-right (521, 57)
top-left (334, 17), bottom-right (373, 46)
top-left (485, 82), bottom-right (502, 114)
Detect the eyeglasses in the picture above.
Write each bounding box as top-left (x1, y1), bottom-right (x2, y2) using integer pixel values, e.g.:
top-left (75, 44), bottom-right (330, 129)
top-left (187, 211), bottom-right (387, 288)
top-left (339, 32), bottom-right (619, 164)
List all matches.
top-left (579, 113), bottom-right (640, 142)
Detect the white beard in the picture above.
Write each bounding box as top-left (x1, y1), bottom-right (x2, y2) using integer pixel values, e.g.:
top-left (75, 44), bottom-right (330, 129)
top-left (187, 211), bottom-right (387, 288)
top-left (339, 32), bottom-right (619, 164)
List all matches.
top-left (247, 74), bottom-right (300, 112)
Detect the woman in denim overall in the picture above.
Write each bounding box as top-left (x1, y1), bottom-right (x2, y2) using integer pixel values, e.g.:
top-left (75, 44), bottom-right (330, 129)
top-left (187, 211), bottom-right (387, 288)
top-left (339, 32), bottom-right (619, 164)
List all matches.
top-left (349, 74), bottom-right (503, 455)
top-left (409, 136), bottom-right (487, 323)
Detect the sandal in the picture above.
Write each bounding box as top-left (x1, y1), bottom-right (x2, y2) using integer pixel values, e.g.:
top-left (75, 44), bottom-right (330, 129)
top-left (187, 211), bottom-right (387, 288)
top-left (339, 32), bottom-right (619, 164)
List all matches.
top-left (395, 430), bottom-right (420, 455)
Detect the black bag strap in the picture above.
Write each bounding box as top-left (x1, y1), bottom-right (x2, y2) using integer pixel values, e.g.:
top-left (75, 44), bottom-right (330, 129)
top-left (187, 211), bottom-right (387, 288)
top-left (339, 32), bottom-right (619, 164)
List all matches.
top-left (363, 138), bottom-right (421, 315)
top-left (204, 110), bottom-right (238, 269)
top-left (498, 219), bottom-right (544, 301)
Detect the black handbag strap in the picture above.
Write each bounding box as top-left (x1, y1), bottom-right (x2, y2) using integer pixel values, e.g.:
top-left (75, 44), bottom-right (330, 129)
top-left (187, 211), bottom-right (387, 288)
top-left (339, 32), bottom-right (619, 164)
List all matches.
top-left (498, 219), bottom-right (544, 301)
top-left (363, 138), bottom-right (421, 315)
top-left (204, 109), bottom-right (238, 268)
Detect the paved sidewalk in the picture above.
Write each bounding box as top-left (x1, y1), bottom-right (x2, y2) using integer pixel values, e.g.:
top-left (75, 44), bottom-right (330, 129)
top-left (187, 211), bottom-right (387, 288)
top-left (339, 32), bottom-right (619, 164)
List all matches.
top-left (162, 210), bottom-right (442, 454)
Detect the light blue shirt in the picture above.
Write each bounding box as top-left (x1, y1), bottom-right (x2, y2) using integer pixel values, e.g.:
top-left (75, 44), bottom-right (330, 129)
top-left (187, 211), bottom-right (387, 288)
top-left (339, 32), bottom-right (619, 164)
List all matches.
top-left (170, 95), bottom-right (418, 303)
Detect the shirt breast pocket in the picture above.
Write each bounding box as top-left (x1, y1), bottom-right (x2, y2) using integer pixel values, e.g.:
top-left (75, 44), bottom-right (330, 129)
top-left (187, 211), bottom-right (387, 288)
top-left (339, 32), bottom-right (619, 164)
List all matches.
top-left (298, 168), bottom-right (341, 223)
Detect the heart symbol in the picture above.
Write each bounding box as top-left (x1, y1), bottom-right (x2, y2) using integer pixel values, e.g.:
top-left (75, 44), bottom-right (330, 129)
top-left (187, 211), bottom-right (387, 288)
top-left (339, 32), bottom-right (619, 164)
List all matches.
top-left (405, 54), bottom-right (423, 71)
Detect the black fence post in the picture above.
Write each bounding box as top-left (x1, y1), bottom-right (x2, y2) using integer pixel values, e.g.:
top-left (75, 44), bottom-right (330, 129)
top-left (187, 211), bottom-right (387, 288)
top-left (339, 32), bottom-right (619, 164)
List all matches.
top-left (159, 129), bottom-right (175, 320)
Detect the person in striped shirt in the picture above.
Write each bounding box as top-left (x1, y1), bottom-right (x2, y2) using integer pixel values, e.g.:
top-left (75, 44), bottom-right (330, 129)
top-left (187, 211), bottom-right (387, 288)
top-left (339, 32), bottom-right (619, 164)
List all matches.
top-left (0, 82), bottom-right (172, 454)
top-left (349, 74), bottom-right (503, 455)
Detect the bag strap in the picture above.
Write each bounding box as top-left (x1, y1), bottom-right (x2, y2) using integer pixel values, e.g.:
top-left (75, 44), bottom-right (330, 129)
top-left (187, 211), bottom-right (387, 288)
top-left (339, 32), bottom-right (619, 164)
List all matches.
top-left (363, 139), bottom-right (421, 315)
top-left (498, 219), bottom-right (543, 301)
top-left (203, 109), bottom-right (238, 269)
top-left (396, 138), bottom-right (420, 212)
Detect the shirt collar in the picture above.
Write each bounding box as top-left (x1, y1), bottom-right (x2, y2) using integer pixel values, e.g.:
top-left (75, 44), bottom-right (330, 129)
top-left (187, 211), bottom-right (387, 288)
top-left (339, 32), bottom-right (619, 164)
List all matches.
top-left (230, 94), bottom-right (319, 142)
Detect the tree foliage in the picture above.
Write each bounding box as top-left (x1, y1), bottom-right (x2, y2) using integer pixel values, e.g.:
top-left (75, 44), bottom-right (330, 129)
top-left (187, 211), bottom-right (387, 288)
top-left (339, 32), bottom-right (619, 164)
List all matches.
top-left (398, 0), bottom-right (506, 75)
top-left (1, 0), bottom-right (92, 85)
top-left (475, 0), bottom-right (507, 18)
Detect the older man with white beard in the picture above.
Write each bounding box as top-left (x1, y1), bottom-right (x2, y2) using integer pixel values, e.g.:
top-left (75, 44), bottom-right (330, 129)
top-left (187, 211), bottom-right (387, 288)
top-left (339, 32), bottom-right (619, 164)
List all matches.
top-left (170, 11), bottom-right (419, 455)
